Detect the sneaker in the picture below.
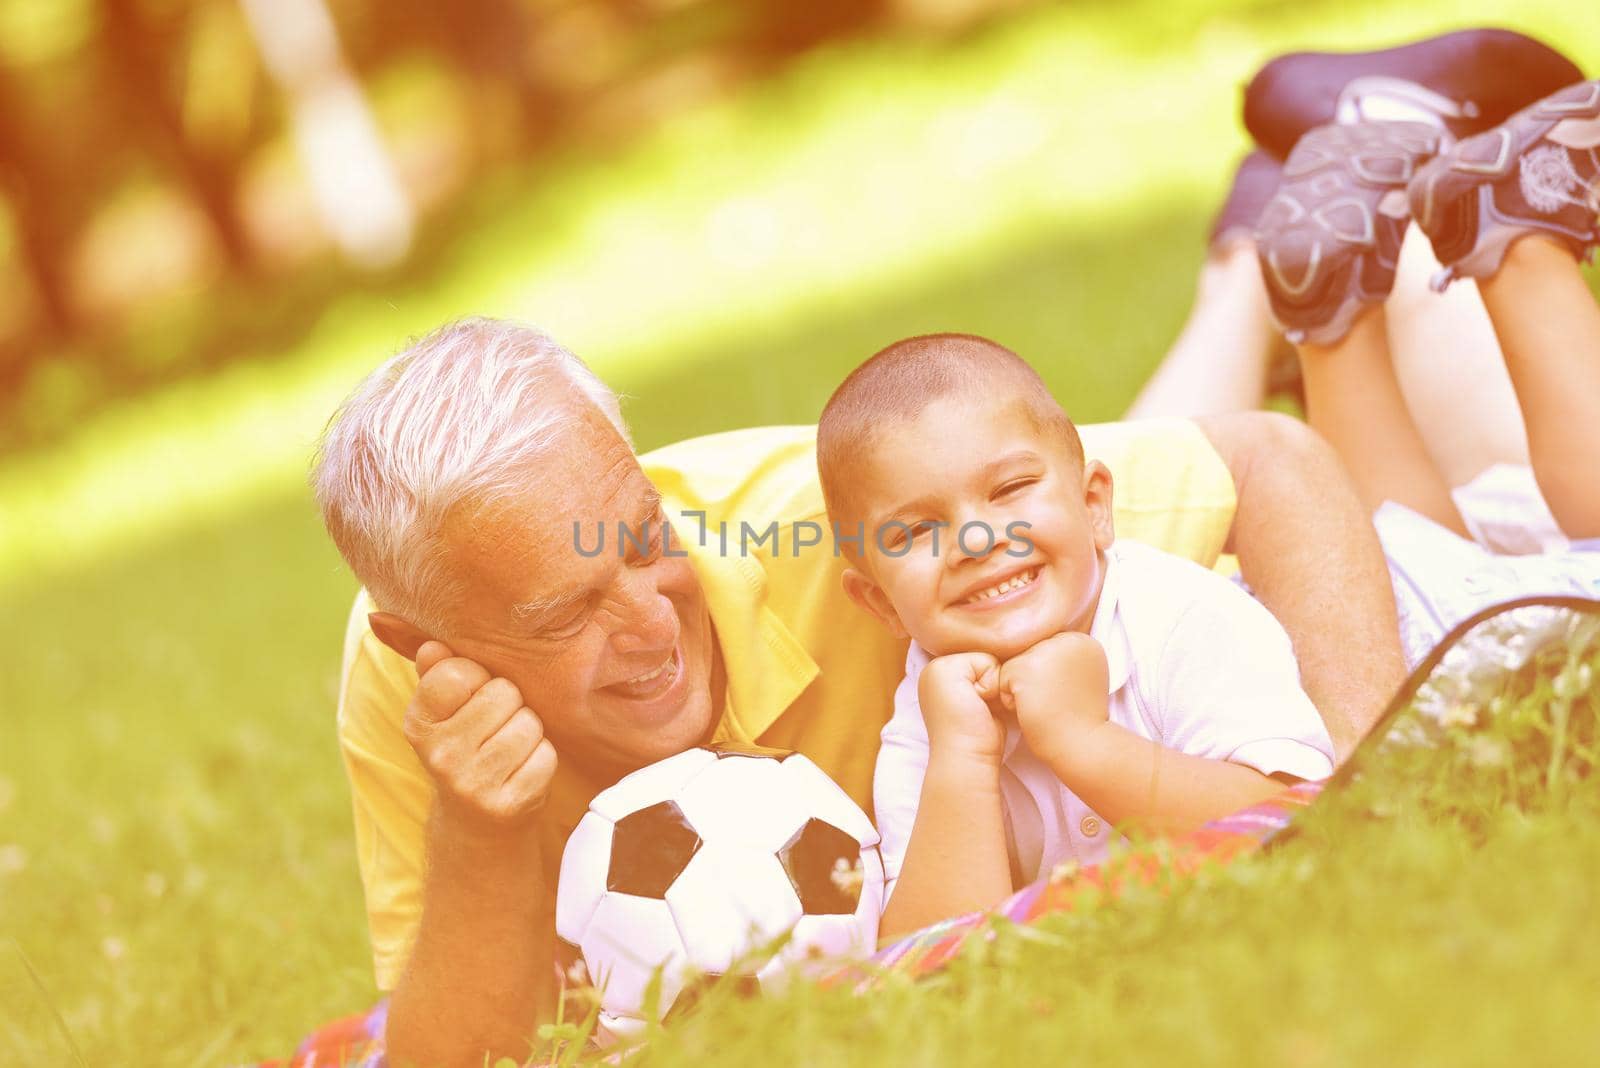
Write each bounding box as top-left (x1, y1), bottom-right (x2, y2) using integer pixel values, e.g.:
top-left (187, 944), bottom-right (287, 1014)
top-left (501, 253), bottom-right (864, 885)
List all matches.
top-left (1208, 150), bottom-right (1284, 254)
top-left (1254, 121), bottom-right (1442, 346)
top-left (1244, 29), bottom-right (1583, 161)
top-left (1408, 80), bottom-right (1600, 287)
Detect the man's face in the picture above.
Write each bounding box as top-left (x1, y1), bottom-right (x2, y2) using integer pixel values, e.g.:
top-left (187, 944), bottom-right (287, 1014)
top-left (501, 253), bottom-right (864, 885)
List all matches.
top-left (437, 401), bottom-right (719, 778)
top-left (850, 394), bottom-right (1114, 661)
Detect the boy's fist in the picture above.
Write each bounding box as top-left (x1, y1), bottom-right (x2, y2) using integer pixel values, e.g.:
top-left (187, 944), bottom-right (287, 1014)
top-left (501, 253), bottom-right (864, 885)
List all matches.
top-left (998, 632), bottom-right (1110, 764)
top-left (918, 650), bottom-right (1006, 764)
top-left (403, 641), bottom-right (559, 830)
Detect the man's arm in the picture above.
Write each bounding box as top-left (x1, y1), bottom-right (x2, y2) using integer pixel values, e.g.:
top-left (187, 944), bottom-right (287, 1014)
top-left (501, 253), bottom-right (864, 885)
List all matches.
top-left (384, 643), bottom-right (560, 1068)
top-left (387, 809), bottom-right (554, 1068)
top-left (1196, 411), bottom-right (1406, 759)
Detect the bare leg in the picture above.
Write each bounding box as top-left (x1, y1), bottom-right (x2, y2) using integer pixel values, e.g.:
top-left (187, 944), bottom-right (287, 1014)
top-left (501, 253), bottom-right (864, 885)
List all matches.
top-left (1477, 237), bottom-right (1600, 539)
top-left (1384, 227), bottom-right (1531, 486)
top-left (1297, 303), bottom-right (1469, 535)
top-left (1125, 242), bottom-right (1277, 418)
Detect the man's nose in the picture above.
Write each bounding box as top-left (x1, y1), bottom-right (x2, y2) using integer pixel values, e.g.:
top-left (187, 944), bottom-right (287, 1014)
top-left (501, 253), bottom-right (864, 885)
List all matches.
top-left (609, 567), bottom-right (679, 653)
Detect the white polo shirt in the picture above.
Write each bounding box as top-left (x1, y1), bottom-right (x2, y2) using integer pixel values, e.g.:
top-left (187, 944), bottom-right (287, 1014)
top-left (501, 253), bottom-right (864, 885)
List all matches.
top-left (873, 539), bottom-right (1336, 897)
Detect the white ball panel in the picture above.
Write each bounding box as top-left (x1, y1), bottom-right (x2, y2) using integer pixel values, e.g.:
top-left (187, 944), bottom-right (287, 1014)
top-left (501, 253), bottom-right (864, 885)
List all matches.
top-left (777, 754), bottom-right (879, 846)
top-left (593, 1011), bottom-right (648, 1050)
top-left (580, 892), bottom-right (690, 1019)
top-left (590, 747), bottom-right (719, 823)
top-left (555, 811), bottom-right (614, 943)
top-left (665, 843), bottom-right (803, 974)
top-left (853, 846), bottom-right (885, 947)
top-left (757, 909), bottom-right (875, 994)
top-left (675, 755), bottom-right (809, 851)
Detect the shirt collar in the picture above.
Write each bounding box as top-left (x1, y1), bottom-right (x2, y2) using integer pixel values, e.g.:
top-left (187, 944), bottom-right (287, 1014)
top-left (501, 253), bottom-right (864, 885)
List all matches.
top-left (1086, 542), bottom-right (1132, 695)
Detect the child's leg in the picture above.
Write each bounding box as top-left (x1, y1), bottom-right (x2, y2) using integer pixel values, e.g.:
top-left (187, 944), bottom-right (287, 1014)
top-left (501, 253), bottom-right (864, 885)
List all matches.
top-left (1297, 305), bottom-right (1468, 534)
top-left (1476, 237), bottom-right (1600, 538)
top-left (1407, 79), bottom-right (1600, 538)
top-left (1382, 227), bottom-right (1531, 487)
top-left (1253, 121), bottom-right (1469, 533)
top-left (1124, 243), bottom-right (1277, 418)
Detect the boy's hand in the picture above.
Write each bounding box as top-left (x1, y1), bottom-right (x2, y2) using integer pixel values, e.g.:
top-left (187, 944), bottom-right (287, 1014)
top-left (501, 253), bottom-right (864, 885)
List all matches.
top-left (918, 651), bottom-right (1006, 765)
top-left (404, 641), bottom-right (560, 832)
top-left (998, 632), bottom-right (1110, 767)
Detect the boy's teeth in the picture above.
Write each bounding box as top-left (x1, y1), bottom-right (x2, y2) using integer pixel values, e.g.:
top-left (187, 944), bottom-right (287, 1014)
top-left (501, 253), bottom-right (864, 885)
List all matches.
top-left (965, 568), bottom-right (1038, 604)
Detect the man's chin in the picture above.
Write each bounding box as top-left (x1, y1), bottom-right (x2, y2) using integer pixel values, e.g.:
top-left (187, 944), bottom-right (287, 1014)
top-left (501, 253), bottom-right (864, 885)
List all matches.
top-left (601, 684), bottom-right (717, 772)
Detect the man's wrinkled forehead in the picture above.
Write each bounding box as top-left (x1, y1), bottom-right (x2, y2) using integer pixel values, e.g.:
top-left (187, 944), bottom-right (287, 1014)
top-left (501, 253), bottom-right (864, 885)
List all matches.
top-left (442, 404), bottom-right (644, 588)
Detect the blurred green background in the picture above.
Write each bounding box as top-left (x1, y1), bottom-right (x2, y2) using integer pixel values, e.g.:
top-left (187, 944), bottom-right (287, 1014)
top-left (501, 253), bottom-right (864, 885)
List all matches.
top-left (2, 1), bottom-right (1598, 1064)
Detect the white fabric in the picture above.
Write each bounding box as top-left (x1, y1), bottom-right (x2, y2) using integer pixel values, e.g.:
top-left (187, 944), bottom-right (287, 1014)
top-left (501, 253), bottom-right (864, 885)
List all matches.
top-left (1377, 465), bottom-right (1600, 668)
top-left (873, 539), bottom-right (1335, 900)
top-left (1450, 463), bottom-right (1570, 555)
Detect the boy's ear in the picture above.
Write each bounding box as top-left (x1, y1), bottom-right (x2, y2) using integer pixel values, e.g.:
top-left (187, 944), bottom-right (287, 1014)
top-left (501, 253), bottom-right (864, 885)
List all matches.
top-left (841, 567), bottom-right (909, 640)
top-left (368, 611), bottom-right (431, 662)
top-left (1082, 460), bottom-right (1116, 551)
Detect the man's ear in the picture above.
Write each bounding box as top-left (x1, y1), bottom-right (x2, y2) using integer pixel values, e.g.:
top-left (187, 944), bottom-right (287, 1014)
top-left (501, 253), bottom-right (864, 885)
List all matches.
top-left (841, 567), bottom-right (909, 640)
top-left (368, 612), bottom-right (432, 662)
top-left (1082, 459), bottom-right (1116, 551)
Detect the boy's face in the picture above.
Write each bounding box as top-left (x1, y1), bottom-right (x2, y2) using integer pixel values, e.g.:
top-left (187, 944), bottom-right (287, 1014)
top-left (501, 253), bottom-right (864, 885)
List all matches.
top-left (842, 393), bottom-right (1115, 661)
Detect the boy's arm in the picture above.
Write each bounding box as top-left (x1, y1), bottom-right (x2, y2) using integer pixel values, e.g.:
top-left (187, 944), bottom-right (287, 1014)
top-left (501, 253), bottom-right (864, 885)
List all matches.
top-left (876, 652), bottom-right (1014, 942)
top-left (1035, 723), bottom-right (1287, 835)
top-left (878, 752), bottom-right (1013, 941)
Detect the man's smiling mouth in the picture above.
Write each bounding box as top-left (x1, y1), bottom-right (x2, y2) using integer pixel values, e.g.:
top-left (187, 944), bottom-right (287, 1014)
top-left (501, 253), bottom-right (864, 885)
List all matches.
top-left (607, 645), bottom-right (682, 699)
top-left (956, 566), bottom-right (1041, 607)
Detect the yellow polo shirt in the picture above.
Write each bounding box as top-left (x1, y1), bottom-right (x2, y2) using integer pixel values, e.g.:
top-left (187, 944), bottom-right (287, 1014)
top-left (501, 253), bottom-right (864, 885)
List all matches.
top-left (335, 419), bottom-right (1236, 989)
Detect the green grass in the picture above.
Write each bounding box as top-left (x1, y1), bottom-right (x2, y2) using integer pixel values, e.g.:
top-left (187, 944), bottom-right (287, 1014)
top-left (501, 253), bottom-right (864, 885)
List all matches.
top-left (4, 0), bottom-right (1600, 1064)
top-left (606, 621), bottom-right (1600, 1068)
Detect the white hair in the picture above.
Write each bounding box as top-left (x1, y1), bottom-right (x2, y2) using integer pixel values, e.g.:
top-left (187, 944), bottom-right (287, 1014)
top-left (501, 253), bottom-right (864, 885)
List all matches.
top-left (312, 317), bottom-right (630, 634)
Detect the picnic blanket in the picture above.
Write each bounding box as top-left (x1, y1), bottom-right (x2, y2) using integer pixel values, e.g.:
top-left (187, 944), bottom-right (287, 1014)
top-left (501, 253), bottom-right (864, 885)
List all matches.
top-left (250, 595), bottom-right (1600, 1068)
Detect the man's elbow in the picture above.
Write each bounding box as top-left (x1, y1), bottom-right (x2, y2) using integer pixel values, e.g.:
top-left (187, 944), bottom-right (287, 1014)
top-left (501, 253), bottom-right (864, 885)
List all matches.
top-left (1195, 410), bottom-right (1333, 496)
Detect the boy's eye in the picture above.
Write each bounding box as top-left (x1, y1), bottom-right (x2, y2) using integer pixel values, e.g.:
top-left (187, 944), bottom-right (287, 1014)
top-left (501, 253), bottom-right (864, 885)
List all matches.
top-left (995, 477), bottom-right (1037, 498)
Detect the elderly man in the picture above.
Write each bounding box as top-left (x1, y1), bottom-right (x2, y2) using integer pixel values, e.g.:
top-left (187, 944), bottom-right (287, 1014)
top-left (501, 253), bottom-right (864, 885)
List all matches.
top-left (313, 317), bottom-right (1402, 1066)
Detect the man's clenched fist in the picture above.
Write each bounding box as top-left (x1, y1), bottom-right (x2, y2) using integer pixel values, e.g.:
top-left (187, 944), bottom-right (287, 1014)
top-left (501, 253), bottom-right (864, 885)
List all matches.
top-left (404, 641), bottom-right (559, 827)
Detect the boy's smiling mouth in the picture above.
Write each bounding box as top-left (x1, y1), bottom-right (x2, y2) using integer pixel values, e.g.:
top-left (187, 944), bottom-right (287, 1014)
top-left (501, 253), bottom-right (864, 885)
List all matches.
top-left (954, 565), bottom-right (1041, 608)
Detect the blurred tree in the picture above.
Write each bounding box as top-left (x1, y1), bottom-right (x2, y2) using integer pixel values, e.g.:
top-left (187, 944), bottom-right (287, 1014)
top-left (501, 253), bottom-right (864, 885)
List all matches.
top-left (96, 0), bottom-right (255, 271)
top-left (0, 63), bottom-right (77, 335)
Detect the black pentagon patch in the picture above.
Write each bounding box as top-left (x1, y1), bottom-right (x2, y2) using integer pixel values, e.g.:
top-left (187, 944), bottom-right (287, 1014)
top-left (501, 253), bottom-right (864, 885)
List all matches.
top-left (700, 742), bottom-right (793, 760)
top-left (607, 800), bottom-right (702, 897)
top-left (777, 817), bottom-right (862, 915)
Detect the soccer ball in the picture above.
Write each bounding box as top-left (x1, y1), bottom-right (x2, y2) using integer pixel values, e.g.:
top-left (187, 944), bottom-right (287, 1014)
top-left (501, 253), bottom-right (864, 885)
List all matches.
top-left (555, 744), bottom-right (885, 1044)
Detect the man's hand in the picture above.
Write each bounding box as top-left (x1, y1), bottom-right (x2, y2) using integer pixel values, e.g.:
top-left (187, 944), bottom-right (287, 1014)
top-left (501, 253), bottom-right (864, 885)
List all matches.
top-left (998, 632), bottom-right (1110, 770)
top-left (918, 651), bottom-right (1006, 765)
top-left (405, 641), bottom-right (559, 829)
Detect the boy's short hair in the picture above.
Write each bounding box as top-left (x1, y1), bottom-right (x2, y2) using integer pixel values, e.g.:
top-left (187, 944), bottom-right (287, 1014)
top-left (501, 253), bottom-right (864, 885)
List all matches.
top-left (816, 333), bottom-right (1084, 542)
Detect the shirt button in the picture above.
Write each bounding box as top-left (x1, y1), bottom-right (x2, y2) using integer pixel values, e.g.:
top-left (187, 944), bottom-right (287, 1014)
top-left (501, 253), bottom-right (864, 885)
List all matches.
top-left (1080, 815), bottom-right (1101, 838)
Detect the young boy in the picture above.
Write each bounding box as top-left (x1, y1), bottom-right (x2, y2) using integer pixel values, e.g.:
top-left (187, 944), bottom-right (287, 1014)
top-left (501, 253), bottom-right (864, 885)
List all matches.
top-left (815, 334), bottom-right (1336, 939)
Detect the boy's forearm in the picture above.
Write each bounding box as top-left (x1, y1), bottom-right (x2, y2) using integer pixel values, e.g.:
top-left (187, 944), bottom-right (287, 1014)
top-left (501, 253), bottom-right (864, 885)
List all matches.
top-left (386, 806), bottom-right (557, 1068)
top-left (1197, 412), bottom-right (1406, 759)
top-left (879, 755), bottom-right (1012, 942)
top-left (1044, 722), bottom-right (1285, 836)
